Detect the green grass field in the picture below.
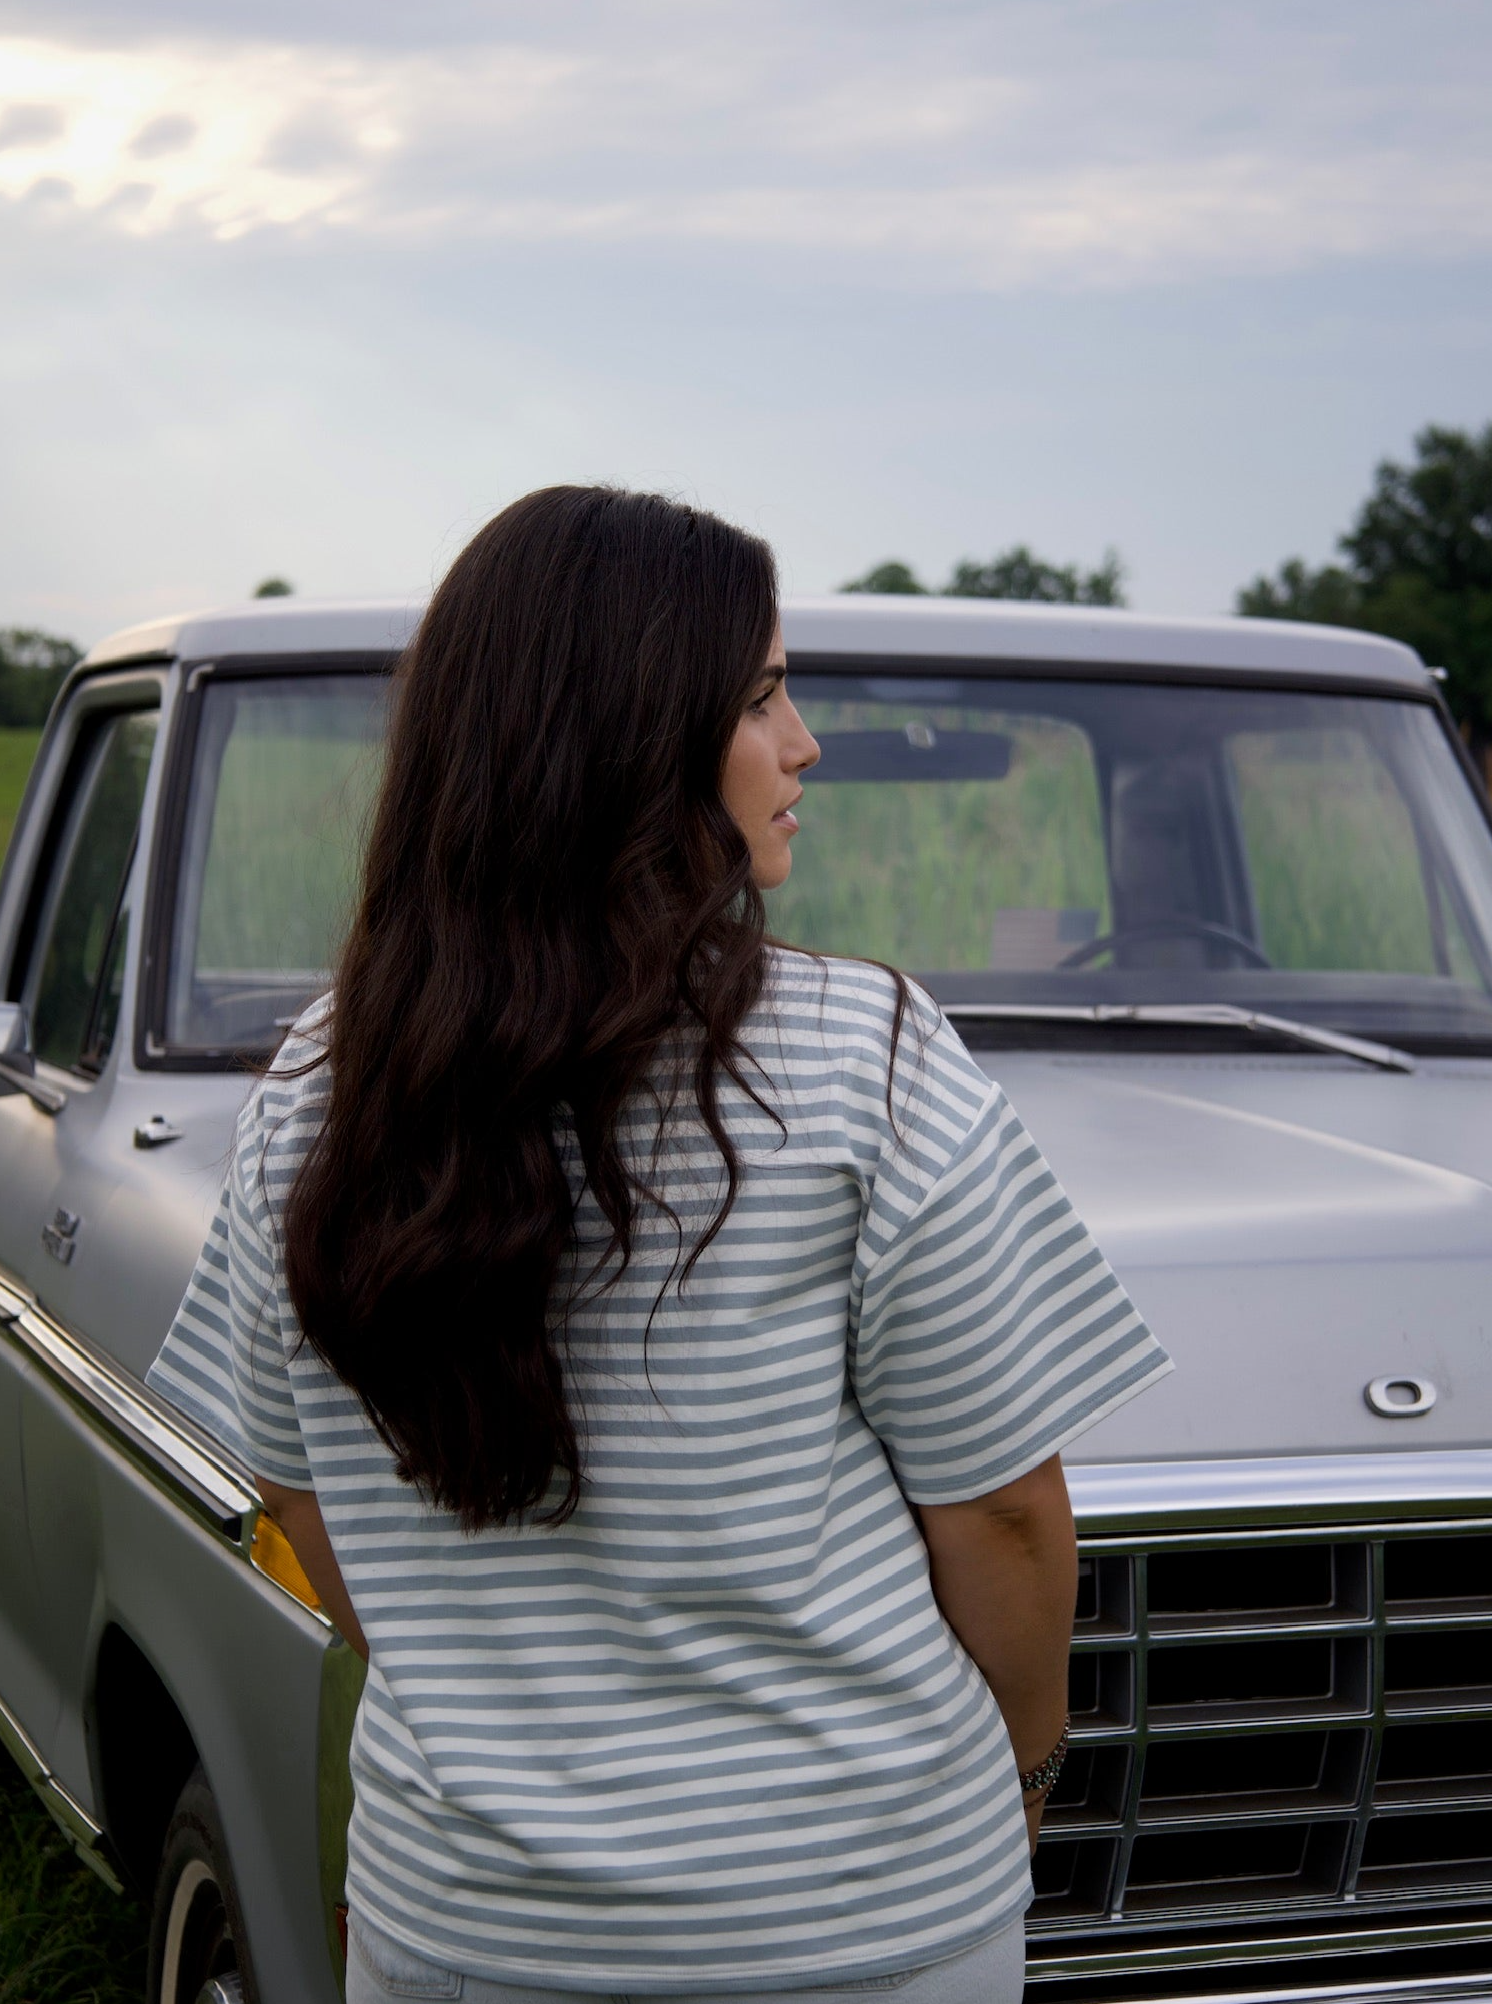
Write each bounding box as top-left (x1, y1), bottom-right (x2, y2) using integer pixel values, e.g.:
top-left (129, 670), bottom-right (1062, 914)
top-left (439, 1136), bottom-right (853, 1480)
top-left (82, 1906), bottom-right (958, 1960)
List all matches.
top-left (193, 721), bottom-right (381, 975)
top-left (0, 1762), bottom-right (148, 2004)
top-left (0, 730), bottom-right (41, 864)
top-left (1, 709), bottom-right (1458, 987)
top-left (772, 704), bottom-right (1443, 979)
top-left (1231, 730), bottom-right (1442, 974)
top-left (773, 705), bottom-right (1111, 966)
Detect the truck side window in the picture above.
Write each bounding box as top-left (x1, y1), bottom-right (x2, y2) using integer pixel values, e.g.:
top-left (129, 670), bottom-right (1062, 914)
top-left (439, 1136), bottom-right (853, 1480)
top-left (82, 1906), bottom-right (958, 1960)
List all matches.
top-left (81, 888), bottom-right (135, 1074)
top-left (27, 711), bottom-right (158, 1073)
top-left (166, 677), bottom-right (385, 1052)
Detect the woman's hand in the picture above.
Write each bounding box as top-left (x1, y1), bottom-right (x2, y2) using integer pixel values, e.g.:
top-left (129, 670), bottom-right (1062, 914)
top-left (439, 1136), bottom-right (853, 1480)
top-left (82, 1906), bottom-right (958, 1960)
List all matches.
top-left (913, 1453), bottom-right (1077, 1856)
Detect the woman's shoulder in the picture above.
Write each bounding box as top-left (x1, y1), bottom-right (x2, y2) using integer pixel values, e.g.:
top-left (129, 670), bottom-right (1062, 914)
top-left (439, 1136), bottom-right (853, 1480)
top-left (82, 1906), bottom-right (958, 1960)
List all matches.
top-left (759, 948), bottom-right (997, 1179)
top-left (230, 995), bottom-right (334, 1193)
top-left (762, 946), bottom-right (937, 1045)
top-left (762, 948), bottom-right (984, 1100)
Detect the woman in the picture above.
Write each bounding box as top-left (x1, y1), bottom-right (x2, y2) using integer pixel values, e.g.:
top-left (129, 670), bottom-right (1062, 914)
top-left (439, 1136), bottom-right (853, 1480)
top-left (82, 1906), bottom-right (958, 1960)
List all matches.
top-left (148, 486), bottom-right (1170, 2004)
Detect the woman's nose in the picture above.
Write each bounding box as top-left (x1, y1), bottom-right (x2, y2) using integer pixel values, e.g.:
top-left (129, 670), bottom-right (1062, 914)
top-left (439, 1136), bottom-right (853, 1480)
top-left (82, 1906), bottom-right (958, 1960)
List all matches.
top-left (785, 701), bottom-right (820, 772)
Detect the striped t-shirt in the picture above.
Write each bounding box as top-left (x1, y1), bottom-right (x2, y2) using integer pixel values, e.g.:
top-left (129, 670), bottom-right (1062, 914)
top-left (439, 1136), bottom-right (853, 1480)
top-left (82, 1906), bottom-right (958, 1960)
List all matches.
top-left (146, 951), bottom-right (1171, 1993)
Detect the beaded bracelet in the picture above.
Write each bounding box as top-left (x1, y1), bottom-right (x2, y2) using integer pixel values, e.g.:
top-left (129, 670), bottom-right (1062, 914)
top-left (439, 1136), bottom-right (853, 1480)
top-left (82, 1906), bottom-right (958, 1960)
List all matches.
top-left (1018, 1716), bottom-right (1070, 1799)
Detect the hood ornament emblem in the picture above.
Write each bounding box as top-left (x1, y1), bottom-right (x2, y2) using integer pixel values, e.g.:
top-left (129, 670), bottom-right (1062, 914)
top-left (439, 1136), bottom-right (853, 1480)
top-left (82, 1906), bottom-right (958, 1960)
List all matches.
top-left (1365, 1375), bottom-right (1437, 1418)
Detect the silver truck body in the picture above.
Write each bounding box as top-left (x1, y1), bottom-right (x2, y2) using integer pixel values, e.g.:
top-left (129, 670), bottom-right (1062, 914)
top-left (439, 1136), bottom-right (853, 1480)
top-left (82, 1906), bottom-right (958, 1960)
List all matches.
top-left (0, 595), bottom-right (1488, 2003)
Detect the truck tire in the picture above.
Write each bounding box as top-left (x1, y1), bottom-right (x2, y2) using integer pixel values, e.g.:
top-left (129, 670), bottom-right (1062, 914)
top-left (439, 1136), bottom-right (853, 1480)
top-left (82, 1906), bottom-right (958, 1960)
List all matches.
top-left (147, 1764), bottom-right (257, 2004)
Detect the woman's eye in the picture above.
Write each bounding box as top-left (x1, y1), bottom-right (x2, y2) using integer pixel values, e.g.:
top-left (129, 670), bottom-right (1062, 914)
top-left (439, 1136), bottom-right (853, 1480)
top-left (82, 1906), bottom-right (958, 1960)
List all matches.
top-left (749, 688), bottom-right (773, 713)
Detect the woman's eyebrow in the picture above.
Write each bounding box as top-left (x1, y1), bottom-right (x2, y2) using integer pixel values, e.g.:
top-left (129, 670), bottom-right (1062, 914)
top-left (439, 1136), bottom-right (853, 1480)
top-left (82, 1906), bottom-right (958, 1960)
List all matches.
top-left (761, 665), bottom-right (787, 685)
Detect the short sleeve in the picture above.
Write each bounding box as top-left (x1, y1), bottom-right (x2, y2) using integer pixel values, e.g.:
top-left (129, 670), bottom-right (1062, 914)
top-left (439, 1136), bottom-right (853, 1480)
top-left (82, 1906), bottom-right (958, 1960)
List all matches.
top-left (145, 1119), bottom-right (314, 1490)
top-left (849, 1062), bottom-right (1172, 1504)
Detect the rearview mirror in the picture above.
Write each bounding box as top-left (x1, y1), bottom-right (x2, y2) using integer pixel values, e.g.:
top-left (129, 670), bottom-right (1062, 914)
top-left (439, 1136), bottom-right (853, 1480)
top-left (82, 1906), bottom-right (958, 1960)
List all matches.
top-left (808, 726), bottom-right (1012, 784)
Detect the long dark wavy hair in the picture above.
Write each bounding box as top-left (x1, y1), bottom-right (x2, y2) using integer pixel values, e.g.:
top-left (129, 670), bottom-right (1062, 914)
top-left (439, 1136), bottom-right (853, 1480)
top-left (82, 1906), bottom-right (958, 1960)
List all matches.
top-left (282, 486), bottom-right (783, 1530)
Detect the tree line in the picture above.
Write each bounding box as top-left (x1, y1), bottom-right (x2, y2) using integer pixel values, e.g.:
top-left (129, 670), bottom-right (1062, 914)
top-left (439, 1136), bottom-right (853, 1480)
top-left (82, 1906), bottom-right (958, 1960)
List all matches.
top-left (0, 630), bottom-right (81, 728)
top-left (0, 580), bottom-right (294, 729)
top-left (1236, 424), bottom-right (1492, 746)
top-left (841, 547), bottom-right (1126, 606)
top-left (6, 429), bottom-right (1491, 740)
top-left (841, 421), bottom-right (1492, 745)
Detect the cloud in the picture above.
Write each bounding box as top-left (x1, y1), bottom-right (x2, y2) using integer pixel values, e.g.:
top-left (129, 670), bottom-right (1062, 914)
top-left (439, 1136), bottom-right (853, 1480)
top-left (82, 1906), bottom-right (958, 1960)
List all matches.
top-left (1, 17), bottom-right (1491, 286)
top-left (21, 172), bottom-right (74, 206)
top-left (0, 99), bottom-right (65, 147)
top-left (0, 36), bottom-right (585, 236)
top-left (130, 110), bottom-right (195, 156)
top-left (259, 111), bottom-right (369, 176)
top-left (442, 154), bottom-right (1492, 290)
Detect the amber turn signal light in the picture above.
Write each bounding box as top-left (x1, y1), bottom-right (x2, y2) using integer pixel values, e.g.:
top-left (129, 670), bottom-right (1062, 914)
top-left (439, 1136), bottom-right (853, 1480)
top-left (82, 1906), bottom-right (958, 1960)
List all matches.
top-left (249, 1509), bottom-right (323, 1614)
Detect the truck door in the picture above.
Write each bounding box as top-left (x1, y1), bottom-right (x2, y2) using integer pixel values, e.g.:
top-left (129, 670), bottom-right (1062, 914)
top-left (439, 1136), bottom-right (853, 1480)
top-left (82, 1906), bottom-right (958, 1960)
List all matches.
top-left (0, 679), bottom-right (160, 1759)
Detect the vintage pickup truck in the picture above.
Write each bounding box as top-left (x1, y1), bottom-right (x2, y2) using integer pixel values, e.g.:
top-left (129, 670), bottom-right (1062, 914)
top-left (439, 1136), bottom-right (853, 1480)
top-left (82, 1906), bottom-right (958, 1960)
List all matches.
top-left (0, 595), bottom-right (1488, 2004)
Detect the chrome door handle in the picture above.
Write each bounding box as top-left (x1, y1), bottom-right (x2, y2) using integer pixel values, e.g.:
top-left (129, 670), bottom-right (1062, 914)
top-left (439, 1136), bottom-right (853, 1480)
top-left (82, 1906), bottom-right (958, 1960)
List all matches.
top-left (133, 1116), bottom-right (184, 1149)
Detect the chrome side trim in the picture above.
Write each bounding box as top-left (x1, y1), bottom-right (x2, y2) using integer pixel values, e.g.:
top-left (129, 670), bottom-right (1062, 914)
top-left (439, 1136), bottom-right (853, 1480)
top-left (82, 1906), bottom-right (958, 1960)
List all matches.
top-left (0, 1270), bottom-right (255, 1539)
top-left (1067, 1452), bottom-right (1492, 1532)
top-left (0, 1267), bottom-right (338, 1633)
top-left (1026, 1915), bottom-right (1492, 1985)
top-left (1064, 1976), bottom-right (1492, 2004)
top-left (0, 1683), bottom-right (126, 1893)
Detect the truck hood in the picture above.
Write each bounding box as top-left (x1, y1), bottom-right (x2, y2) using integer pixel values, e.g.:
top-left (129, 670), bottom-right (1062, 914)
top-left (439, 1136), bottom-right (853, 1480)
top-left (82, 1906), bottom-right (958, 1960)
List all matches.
top-left (980, 1051), bottom-right (1492, 1464)
top-left (89, 1053), bottom-right (1492, 1471)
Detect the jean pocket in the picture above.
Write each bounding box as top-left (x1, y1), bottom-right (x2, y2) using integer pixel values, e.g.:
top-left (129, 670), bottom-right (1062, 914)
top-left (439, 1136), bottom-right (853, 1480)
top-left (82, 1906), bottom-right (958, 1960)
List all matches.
top-left (349, 1915), bottom-right (465, 1999)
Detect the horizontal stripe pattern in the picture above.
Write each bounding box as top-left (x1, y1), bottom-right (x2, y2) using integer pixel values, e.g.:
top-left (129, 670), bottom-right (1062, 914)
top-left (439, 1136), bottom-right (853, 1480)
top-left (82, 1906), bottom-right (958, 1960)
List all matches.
top-left (146, 951), bottom-right (1170, 1992)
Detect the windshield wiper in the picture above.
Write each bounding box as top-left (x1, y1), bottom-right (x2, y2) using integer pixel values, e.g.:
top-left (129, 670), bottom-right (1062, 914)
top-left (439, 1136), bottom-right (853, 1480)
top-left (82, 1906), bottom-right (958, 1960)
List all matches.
top-left (942, 1001), bottom-right (1416, 1074)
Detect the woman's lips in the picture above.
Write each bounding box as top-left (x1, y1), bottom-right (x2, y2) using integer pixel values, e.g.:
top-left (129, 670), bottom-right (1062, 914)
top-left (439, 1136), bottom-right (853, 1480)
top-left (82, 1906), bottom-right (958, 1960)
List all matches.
top-left (772, 808), bottom-right (799, 831)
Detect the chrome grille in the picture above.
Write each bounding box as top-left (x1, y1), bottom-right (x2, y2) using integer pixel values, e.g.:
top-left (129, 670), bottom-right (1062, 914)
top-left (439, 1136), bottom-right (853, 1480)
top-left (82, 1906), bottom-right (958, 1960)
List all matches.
top-left (1030, 1520), bottom-right (1492, 1970)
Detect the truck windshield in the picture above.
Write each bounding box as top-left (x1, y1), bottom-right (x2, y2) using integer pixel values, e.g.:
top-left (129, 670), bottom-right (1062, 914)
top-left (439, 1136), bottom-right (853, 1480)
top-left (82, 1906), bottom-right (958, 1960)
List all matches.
top-left (771, 674), bottom-right (1492, 1051)
top-left (163, 667), bottom-right (1492, 1056)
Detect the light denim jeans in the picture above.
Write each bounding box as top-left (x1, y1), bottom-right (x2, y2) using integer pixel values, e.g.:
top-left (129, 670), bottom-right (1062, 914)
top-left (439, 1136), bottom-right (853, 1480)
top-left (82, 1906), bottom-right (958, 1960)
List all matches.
top-left (345, 1913), bottom-right (1027, 2004)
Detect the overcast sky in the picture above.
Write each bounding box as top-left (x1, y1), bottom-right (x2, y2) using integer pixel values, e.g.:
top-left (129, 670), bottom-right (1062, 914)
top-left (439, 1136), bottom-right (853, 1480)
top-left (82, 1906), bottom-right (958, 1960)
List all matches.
top-left (3, 0), bottom-right (1491, 645)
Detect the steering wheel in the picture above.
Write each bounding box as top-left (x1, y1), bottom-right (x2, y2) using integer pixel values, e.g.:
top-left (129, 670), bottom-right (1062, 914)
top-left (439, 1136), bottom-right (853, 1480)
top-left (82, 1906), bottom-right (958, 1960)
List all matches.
top-left (1057, 916), bottom-right (1274, 970)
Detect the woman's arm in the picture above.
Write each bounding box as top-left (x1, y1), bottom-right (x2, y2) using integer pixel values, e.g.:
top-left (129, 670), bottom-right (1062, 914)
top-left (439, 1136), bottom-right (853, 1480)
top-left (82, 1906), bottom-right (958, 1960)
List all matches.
top-left (257, 1477), bottom-right (370, 1663)
top-left (913, 1452), bottom-right (1077, 1853)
